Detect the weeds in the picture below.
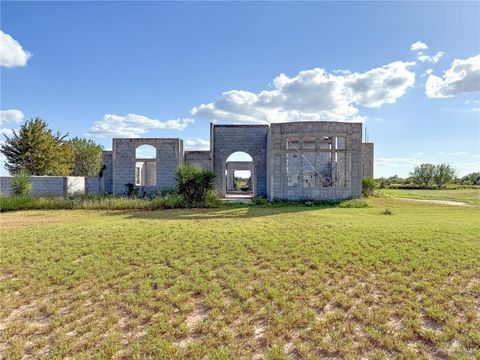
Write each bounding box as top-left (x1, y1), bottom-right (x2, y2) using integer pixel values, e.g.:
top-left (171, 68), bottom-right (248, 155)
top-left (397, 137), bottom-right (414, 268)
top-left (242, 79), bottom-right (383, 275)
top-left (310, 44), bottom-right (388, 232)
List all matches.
top-left (383, 208), bottom-right (393, 215)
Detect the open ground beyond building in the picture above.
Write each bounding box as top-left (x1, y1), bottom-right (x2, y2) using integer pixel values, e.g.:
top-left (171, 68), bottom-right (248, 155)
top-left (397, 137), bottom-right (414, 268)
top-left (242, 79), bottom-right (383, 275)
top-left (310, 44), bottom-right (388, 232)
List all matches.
top-left (0, 121), bottom-right (374, 201)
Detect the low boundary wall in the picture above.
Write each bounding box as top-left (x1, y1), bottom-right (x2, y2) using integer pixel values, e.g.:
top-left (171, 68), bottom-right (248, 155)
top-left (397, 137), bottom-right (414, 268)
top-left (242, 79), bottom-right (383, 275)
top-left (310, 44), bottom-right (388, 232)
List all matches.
top-left (0, 176), bottom-right (103, 196)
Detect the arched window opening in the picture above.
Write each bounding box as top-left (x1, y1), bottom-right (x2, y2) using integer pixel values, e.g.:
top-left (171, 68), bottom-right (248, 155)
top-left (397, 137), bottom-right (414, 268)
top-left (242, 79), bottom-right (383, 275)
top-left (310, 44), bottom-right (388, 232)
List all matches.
top-left (135, 145), bottom-right (157, 186)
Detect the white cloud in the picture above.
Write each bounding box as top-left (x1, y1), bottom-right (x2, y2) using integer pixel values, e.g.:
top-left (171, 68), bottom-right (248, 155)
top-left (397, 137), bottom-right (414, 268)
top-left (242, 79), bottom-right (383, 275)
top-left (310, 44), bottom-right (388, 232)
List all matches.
top-left (184, 138), bottom-right (210, 150)
top-left (410, 42), bottom-right (444, 64)
top-left (410, 41), bottom-right (429, 52)
top-left (426, 55), bottom-right (480, 98)
top-left (191, 61), bottom-right (415, 124)
top-left (413, 152), bottom-right (424, 157)
top-left (438, 151), bottom-right (467, 156)
top-left (0, 31), bottom-right (32, 67)
top-left (0, 109), bottom-right (24, 126)
top-left (1, 128), bottom-right (15, 138)
top-left (375, 157), bottom-right (424, 168)
top-left (86, 113), bottom-right (194, 137)
top-left (417, 51), bottom-right (445, 64)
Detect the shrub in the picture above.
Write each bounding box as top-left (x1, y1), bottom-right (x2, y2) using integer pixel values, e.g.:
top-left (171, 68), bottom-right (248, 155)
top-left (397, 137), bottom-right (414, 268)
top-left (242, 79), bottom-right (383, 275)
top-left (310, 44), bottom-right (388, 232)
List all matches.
top-left (175, 164), bottom-right (216, 207)
top-left (252, 195), bottom-right (269, 206)
top-left (383, 208), bottom-right (393, 215)
top-left (362, 177), bottom-right (378, 197)
top-left (205, 190), bottom-right (222, 208)
top-left (11, 170), bottom-right (32, 196)
top-left (337, 198), bottom-right (369, 208)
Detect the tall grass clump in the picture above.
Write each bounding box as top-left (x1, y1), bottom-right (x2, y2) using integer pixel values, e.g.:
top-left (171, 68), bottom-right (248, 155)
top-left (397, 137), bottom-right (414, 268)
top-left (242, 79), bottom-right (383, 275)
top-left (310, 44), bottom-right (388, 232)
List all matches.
top-left (149, 192), bottom-right (185, 210)
top-left (337, 198), bottom-right (369, 208)
top-left (175, 164), bottom-right (216, 207)
top-left (204, 189), bottom-right (222, 208)
top-left (11, 170), bottom-right (32, 196)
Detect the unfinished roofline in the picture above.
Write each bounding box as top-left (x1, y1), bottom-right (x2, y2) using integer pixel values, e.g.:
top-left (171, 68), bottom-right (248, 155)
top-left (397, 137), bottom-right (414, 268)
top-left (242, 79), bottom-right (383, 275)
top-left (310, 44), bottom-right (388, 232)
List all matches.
top-left (112, 137), bottom-right (182, 141)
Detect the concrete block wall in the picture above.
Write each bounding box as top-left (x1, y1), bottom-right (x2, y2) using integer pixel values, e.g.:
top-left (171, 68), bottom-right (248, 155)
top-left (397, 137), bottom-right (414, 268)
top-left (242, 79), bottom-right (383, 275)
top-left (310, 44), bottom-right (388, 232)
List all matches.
top-left (112, 138), bottom-right (183, 195)
top-left (212, 125), bottom-right (268, 197)
top-left (184, 151), bottom-right (212, 170)
top-left (267, 121), bottom-right (363, 201)
top-left (0, 176), bottom-right (86, 196)
top-left (85, 176), bottom-right (101, 194)
top-left (361, 143), bottom-right (374, 178)
top-left (101, 151), bottom-right (113, 194)
top-left (65, 177), bottom-right (85, 194)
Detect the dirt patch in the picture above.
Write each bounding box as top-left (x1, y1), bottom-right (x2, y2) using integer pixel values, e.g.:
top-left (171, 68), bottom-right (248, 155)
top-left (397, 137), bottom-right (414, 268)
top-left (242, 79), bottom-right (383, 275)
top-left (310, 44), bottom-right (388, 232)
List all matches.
top-left (0, 212), bottom-right (66, 229)
top-left (185, 305), bottom-right (208, 330)
top-left (395, 198), bottom-right (470, 206)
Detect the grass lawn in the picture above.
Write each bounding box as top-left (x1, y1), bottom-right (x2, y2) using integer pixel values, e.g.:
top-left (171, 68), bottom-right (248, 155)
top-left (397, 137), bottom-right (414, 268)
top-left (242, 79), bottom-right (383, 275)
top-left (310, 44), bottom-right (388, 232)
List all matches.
top-left (381, 188), bottom-right (480, 205)
top-left (0, 198), bottom-right (479, 359)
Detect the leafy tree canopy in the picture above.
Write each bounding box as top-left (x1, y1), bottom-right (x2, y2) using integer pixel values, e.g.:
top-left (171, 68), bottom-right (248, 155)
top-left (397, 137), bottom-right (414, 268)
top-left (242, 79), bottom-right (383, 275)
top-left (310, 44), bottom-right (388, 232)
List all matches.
top-left (69, 137), bottom-right (104, 176)
top-left (1, 117), bottom-right (73, 175)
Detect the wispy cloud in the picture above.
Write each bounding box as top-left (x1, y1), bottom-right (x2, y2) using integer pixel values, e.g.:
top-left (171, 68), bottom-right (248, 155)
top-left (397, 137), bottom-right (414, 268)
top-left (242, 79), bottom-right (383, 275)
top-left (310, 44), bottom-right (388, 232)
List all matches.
top-left (184, 138), bottom-right (210, 150)
top-left (86, 114), bottom-right (194, 138)
top-left (438, 151), bottom-right (467, 156)
top-left (410, 41), bottom-right (445, 64)
top-left (410, 41), bottom-right (428, 51)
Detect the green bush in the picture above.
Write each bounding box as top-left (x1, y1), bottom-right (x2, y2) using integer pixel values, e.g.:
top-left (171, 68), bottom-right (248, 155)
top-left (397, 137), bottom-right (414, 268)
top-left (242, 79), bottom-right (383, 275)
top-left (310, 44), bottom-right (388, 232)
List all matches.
top-left (11, 170), bottom-right (32, 196)
top-left (252, 195), bottom-right (269, 206)
top-left (1, 196), bottom-right (35, 212)
top-left (204, 190), bottom-right (222, 208)
top-left (362, 177), bottom-right (378, 197)
top-left (175, 164), bottom-right (216, 207)
top-left (337, 198), bottom-right (369, 208)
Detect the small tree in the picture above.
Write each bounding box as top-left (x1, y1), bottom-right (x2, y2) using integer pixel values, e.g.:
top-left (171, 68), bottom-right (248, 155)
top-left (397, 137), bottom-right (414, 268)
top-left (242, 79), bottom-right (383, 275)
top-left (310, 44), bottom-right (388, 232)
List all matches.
top-left (1, 117), bottom-right (72, 175)
top-left (434, 164), bottom-right (456, 188)
top-left (362, 177), bottom-right (378, 197)
top-left (460, 172), bottom-right (480, 185)
top-left (411, 163), bottom-right (436, 189)
top-left (11, 169), bottom-right (32, 196)
top-left (175, 164), bottom-right (216, 207)
top-left (69, 137), bottom-right (104, 176)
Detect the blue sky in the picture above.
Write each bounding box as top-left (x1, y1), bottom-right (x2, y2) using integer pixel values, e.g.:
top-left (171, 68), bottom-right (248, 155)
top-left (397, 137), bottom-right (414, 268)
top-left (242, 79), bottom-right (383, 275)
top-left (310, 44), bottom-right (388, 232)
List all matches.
top-left (1, 1), bottom-right (479, 177)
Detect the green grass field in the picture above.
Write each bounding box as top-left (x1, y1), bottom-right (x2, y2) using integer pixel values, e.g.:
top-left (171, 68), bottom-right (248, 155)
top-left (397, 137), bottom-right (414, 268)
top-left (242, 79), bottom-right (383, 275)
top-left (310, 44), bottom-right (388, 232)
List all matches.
top-left (1, 198), bottom-right (479, 359)
top-left (382, 188), bottom-right (480, 205)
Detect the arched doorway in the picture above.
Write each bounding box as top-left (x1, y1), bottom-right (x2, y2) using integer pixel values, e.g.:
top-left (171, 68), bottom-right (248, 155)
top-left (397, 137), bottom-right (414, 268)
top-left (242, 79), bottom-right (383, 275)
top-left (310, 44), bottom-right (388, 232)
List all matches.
top-left (135, 145), bottom-right (157, 187)
top-left (225, 151), bottom-right (254, 197)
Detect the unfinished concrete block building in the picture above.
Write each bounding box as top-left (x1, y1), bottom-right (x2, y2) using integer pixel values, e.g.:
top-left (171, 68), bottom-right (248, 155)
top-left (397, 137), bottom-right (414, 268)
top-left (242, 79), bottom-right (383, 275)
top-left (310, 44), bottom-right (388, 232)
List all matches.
top-left (99, 121), bottom-right (374, 201)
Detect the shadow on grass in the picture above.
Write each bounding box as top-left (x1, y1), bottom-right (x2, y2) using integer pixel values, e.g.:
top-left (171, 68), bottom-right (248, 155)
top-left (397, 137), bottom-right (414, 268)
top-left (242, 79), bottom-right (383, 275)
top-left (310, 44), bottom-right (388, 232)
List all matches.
top-left (104, 203), bottom-right (338, 221)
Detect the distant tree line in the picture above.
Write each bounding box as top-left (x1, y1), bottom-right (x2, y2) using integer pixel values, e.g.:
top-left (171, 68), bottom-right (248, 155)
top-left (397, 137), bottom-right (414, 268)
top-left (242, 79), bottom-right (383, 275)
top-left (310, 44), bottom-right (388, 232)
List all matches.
top-left (377, 164), bottom-right (479, 189)
top-left (1, 117), bottom-right (104, 177)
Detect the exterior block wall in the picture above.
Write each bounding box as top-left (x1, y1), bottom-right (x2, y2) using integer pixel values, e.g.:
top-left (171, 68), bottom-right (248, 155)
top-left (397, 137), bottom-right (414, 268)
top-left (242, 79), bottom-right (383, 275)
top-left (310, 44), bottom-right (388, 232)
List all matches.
top-left (212, 124), bottom-right (268, 197)
top-left (101, 151), bottom-right (113, 194)
top-left (267, 121), bottom-right (363, 201)
top-left (361, 143), bottom-right (374, 178)
top-left (85, 176), bottom-right (101, 194)
top-left (0, 176), bottom-right (86, 196)
top-left (111, 138), bottom-right (183, 195)
top-left (184, 151), bottom-right (212, 170)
